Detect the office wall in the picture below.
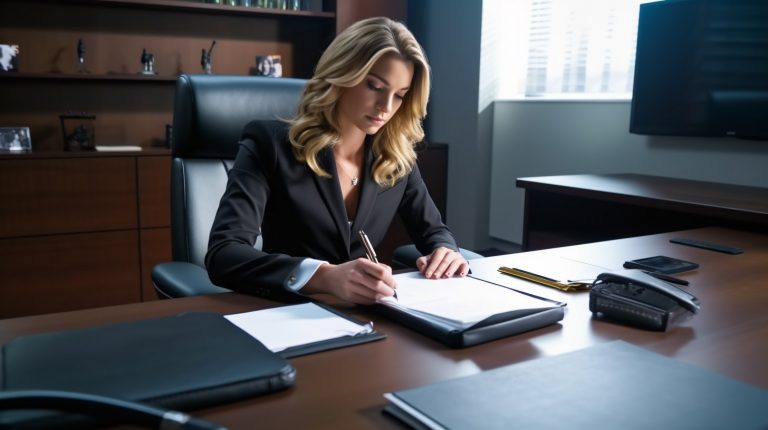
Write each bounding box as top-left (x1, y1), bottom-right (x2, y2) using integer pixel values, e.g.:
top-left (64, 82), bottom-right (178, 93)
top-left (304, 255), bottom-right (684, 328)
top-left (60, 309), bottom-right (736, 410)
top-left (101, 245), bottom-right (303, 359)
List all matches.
top-left (409, 0), bottom-right (491, 250)
top-left (490, 100), bottom-right (768, 244)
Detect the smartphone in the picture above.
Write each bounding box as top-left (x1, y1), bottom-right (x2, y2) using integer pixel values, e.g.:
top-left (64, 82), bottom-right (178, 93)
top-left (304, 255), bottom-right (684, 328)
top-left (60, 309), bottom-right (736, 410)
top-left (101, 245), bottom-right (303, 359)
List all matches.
top-left (623, 255), bottom-right (699, 274)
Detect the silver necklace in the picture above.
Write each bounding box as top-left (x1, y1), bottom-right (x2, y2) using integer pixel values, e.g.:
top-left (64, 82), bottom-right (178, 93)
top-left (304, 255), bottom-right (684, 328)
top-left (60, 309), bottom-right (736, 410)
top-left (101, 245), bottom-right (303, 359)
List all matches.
top-left (335, 160), bottom-right (359, 187)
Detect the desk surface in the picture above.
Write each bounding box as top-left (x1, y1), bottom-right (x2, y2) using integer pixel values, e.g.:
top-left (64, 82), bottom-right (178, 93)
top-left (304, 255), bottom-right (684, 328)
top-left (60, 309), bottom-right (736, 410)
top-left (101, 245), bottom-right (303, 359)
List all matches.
top-left (2, 227), bottom-right (767, 429)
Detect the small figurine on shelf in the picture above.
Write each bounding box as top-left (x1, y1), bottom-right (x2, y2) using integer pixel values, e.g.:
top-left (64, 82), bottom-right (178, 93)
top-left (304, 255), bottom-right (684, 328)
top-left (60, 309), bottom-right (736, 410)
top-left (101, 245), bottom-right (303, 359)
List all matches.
top-left (76, 38), bottom-right (89, 74)
top-left (201, 40), bottom-right (216, 74)
top-left (0, 44), bottom-right (19, 72)
top-left (139, 48), bottom-right (156, 75)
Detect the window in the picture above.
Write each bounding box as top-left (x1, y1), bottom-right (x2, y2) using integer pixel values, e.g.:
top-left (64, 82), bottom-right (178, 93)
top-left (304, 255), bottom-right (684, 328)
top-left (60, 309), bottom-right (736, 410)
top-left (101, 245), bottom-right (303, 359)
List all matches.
top-left (484, 0), bottom-right (660, 99)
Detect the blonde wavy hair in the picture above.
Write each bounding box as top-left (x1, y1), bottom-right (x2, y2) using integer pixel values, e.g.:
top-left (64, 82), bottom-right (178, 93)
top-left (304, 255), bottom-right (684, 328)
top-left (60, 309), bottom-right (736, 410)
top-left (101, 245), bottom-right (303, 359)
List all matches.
top-left (288, 17), bottom-right (430, 187)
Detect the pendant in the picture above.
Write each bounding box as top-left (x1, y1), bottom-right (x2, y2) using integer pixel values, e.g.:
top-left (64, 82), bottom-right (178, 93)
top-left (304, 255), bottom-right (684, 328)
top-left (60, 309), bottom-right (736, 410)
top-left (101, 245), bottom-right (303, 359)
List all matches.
top-left (351, 177), bottom-right (359, 187)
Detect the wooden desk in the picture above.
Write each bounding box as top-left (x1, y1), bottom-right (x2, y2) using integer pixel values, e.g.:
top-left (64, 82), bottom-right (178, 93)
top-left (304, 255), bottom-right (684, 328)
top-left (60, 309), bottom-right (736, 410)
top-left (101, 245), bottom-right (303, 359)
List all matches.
top-left (516, 173), bottom-right (768, 251)
top-left (1, 227), bottom-right (766, 429)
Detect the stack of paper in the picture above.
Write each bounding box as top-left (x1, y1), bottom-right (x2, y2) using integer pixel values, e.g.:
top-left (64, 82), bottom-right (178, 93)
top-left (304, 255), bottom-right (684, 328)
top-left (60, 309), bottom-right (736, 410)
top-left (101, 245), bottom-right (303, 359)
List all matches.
top-left (225, 302), bottom-right (374, 353)
top-left (378, 272), bottom-right (561, 330)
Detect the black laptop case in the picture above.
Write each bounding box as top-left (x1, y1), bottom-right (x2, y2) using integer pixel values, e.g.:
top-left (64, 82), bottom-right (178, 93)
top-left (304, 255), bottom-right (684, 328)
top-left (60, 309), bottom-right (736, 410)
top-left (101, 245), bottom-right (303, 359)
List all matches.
top-left (1, 312), bottom-right (296, 428)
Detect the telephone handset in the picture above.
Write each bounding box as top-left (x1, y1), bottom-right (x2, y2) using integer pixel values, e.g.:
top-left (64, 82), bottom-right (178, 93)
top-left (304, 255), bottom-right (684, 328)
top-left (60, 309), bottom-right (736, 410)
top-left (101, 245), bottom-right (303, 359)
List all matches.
top-left (589, 269), bottom-right (701, 331)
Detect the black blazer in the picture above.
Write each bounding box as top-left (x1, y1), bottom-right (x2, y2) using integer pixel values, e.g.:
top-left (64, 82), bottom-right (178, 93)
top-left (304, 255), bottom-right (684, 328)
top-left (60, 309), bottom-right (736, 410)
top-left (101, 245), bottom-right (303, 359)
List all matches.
top-left (206, 120), bottom-right (458, 300)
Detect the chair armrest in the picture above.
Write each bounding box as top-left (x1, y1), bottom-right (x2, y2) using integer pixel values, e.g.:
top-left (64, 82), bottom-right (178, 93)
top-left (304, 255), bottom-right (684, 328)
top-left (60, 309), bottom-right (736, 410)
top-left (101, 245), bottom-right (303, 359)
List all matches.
top-left (391, 244), bottom-right (484, 270)
top-left (151, 262), bottom-right (230, 299)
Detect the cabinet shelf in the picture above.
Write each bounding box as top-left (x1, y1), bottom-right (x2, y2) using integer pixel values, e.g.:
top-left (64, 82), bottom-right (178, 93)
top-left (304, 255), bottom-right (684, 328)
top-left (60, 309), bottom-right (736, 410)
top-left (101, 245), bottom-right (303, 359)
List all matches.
top-left (1, 0), bottom-right (406, 152)
top-left (0, 0), bottom-right (340, 150)
top-left (0, 148), bottom-right (171, 160)
top-left (56, 0), bottom-right (335, 18)
top-left (0, 72), bottom-right (178, 83)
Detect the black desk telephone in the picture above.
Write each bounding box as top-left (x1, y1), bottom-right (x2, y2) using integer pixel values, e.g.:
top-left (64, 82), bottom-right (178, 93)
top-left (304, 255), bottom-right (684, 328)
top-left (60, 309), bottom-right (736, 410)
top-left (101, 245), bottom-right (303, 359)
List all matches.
top-left (589, 269), bottom-right (701, 331)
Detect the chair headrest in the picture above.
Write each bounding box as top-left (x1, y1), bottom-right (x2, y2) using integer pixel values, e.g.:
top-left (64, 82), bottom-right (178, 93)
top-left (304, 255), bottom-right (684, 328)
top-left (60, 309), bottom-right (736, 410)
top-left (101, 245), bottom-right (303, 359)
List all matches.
top-left (171, 74), bottom-right (306, 159)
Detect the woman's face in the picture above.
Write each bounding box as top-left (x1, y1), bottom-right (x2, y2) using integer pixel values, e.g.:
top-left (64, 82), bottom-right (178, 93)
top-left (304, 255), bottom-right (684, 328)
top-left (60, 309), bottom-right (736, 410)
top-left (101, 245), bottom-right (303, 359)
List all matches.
top-left (337, 53), bottom-right (414, 136)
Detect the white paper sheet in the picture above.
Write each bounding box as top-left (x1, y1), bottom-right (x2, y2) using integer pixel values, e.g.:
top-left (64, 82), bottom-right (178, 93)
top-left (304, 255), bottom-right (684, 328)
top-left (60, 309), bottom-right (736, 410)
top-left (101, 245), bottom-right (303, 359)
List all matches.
top-left (225, 303), bottom-right (373, 352)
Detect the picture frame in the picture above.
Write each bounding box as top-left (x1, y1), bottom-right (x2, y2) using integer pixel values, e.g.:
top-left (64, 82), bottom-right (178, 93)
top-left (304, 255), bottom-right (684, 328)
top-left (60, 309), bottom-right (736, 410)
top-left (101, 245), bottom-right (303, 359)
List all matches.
top-left (253, 54), bottom-right (282, 77)
top-left (0, 127), bottom-right (32, 152)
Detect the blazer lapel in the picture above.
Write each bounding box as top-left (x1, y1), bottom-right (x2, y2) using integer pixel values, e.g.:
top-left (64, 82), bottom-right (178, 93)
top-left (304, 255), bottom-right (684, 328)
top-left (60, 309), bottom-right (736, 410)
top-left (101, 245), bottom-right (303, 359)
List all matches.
top-left (314, 148), bottom-right (352, 254)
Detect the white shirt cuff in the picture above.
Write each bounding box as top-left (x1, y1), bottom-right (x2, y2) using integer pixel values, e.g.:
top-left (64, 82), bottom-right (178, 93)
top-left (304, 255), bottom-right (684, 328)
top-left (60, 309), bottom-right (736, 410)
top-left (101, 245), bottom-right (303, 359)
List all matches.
top-left (284, 258), bottom-right (327, 292)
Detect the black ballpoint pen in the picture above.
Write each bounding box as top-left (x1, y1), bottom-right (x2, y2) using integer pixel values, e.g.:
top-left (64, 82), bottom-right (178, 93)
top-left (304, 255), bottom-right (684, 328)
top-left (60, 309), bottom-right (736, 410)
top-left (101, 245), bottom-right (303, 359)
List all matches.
top-left (358, 230), bottom-right (398, 299)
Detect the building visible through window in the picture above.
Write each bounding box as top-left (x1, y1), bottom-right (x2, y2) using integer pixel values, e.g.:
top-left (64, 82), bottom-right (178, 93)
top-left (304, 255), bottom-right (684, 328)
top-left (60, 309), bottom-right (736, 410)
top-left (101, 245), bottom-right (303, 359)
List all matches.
top-left (485, 0), bottom-right (659, 99)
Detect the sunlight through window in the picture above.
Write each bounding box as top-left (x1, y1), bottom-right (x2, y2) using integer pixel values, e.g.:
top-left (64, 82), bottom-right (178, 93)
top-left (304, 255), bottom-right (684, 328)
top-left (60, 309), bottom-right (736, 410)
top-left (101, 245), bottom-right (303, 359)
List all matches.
top-left (485, 0), bottom-right (661, 99)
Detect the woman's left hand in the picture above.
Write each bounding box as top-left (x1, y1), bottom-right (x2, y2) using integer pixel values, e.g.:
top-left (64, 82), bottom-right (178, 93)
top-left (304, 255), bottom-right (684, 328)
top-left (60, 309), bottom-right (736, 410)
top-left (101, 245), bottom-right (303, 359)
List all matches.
top-left (416, 247), bottom-right (470, 279)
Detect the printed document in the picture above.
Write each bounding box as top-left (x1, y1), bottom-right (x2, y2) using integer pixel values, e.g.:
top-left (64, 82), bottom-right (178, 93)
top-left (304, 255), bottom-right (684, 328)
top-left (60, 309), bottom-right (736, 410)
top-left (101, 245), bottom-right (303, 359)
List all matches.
top-left (379, 272), bottom-right (560, 330)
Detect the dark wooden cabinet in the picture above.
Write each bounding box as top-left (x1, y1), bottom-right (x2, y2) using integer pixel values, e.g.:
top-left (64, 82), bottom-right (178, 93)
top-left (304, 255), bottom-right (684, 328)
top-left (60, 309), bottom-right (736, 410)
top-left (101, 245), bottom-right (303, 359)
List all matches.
top-left (140, 227), bottom-right (172, 302)
top-left (137, 156), bottom-right (172, 228)
top-left (0, 157), bottom-right (137, 237)
top-left (0, 151), bottom-right (170, 318)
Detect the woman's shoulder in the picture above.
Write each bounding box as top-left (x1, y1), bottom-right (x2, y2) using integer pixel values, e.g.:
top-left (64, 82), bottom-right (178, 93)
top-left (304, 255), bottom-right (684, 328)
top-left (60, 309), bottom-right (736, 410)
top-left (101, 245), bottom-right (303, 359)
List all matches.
top-left (241, 120), bottom-right (290, 143)
top-left (240, 120), bottom-right (293, 155)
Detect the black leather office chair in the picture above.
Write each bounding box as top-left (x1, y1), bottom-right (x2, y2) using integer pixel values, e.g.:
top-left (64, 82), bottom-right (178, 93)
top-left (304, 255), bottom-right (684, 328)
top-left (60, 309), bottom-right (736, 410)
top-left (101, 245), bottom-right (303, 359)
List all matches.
top-left (151, 74), bottom-right (306, 298)
top-left (151, 74), bottom-right (481, 299)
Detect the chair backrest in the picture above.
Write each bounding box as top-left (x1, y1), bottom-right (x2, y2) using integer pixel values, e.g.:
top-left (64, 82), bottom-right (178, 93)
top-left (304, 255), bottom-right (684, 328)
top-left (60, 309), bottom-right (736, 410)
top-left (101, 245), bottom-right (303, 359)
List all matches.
top-left (170, 74), bottom-right (306, 266)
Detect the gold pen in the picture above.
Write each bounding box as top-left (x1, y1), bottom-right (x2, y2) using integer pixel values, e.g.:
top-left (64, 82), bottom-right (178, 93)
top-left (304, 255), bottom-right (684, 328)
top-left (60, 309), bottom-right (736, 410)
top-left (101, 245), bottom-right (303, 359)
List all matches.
top-left (358, 230), bottom-right (397, 300)
top-left (358, 230), bottom-right (379, 264)
top-left (498, 266), bottom-right (589, 292)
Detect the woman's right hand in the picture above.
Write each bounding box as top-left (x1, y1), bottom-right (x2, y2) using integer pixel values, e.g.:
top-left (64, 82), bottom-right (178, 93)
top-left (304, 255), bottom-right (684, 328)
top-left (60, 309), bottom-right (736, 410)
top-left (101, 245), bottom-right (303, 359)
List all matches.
top-left (304, 259), bottom-right (396, 304)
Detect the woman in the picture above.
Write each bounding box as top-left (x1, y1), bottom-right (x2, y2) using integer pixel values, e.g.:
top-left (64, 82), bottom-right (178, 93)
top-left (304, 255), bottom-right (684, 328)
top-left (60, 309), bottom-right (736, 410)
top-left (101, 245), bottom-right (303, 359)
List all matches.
top-left (206, 17), bottom-right (469, 304)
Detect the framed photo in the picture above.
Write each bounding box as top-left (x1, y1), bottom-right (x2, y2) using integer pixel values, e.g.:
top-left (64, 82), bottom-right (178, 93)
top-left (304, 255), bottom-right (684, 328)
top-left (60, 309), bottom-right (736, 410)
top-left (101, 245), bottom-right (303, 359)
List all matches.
top-left (0, 127), bottom-right (31, 152)
top-left (254, 54), bottom-right (282, 77)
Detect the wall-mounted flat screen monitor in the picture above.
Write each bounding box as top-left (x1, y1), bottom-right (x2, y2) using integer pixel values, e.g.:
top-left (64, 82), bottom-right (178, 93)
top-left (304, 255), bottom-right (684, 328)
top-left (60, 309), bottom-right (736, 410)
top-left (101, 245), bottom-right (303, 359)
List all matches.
top-left (630, 0), bottom-right (768, 140)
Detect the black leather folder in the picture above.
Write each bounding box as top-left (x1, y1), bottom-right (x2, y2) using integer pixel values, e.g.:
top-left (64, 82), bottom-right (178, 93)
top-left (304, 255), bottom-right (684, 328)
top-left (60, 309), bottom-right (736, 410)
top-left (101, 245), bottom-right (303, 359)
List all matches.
top-left (372, 278), bottom-right (565, 348)
top-left (374, 305), bottom-right (564, 348)
top-left (384, 341), bottom-right (768, 429)
top-left (0, 312), bottom-right (296, 428)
